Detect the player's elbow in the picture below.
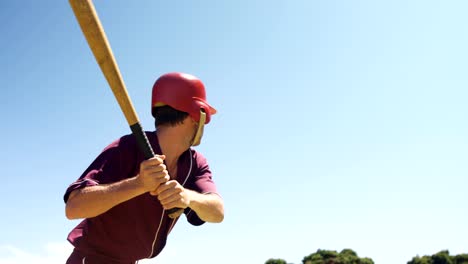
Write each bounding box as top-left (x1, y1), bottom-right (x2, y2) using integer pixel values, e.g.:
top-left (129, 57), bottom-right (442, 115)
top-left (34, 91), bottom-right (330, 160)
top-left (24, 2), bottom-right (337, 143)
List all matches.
top-left (65, 194), bottom-right (91, 220)
top-left (65, 202), bottom-right (80, 220)
top-left (208, 202), bottom-right (224, 223)
top-left (212, 212), bottom-right (224, 223)
top-left (65, 190), bottom-right (81, 220)
top-left (65, 207), bottom-right (75, 220)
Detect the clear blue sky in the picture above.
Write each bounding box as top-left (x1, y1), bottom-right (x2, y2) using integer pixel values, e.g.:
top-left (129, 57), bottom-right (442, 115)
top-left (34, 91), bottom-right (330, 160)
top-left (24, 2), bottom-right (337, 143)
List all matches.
top-left (1, 1), bottom-right (467, 263)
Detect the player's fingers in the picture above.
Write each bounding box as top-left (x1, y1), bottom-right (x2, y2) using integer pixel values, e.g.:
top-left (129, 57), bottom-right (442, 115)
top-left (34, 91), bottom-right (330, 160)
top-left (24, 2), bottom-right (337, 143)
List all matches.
top-left (152, 173), bottom-right (170, 186)
top-left (143, 163), bottom-right (167, 174)
top-left (159, 193), bottom-right (180, 207)
top-left (155, 181), bottom-right (179, 197)
top-left (142, 155), bottom-right (165, 167)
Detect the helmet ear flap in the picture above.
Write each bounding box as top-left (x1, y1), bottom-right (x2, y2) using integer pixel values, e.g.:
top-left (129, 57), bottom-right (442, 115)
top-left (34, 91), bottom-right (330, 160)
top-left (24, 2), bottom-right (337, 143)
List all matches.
top-left (202, 107), bottom-right (211, 124)
top-left (191, 109), bottom-right (207, 146)
top-left (199, 109), bottom-right (207, 124)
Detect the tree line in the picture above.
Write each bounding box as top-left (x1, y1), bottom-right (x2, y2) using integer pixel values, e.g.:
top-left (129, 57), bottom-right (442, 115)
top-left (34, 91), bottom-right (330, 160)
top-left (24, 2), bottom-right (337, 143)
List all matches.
top-left (265, 249), bottom-right (468, 264)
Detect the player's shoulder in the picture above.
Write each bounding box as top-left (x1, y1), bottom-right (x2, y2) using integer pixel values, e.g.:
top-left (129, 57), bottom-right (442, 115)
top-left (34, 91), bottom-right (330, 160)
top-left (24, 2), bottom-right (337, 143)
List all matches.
top-left (189, 148), bottom-right (209, 164)
top-left (101, 133), bottom-right (138, 153)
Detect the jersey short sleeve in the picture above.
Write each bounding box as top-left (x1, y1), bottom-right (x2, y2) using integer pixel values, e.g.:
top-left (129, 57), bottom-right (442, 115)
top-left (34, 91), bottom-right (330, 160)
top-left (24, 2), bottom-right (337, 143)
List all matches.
top-left (184, 150), bottom-right (220, 226)
top-left (191, 151), bottom-right (218, 195)
top-left (63, 135), bottom-right (138, 203)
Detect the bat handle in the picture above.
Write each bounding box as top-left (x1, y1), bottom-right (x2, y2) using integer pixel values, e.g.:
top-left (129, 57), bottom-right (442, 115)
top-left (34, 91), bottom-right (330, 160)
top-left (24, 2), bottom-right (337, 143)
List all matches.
top-left (167, 208), bottom-right (184, 218)
top-left (130, 122), bottom-right (155, 159)
top-left (130, 122), bottom-right (184, 218)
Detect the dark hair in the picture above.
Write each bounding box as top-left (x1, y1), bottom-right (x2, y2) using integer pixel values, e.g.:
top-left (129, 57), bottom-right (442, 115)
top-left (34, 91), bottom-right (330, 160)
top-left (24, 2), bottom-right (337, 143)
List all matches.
top-left (152, 105), bottom-right (189, 127)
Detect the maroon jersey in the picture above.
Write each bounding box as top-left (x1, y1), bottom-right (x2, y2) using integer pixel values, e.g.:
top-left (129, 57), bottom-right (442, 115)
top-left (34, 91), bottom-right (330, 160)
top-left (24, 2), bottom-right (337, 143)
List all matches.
top-left (64, 132), bottom-right (218, 263)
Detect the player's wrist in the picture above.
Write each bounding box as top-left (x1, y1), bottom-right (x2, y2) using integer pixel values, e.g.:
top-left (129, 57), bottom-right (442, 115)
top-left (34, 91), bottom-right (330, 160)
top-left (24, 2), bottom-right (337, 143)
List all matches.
top-left (132, 174), bottom-right (148, 193)
top-left (186, 189), bottom-right (199, 209)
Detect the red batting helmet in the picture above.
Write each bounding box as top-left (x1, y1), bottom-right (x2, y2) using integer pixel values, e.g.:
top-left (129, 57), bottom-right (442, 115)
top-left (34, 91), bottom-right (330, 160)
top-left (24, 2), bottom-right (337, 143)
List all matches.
top-left (151, 72), bottom-right (217, 124)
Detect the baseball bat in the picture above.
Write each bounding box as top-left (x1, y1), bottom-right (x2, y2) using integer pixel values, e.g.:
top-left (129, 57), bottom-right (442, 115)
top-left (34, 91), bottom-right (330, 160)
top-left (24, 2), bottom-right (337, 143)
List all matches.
top-left (69, 0), bottom-right (182, 218)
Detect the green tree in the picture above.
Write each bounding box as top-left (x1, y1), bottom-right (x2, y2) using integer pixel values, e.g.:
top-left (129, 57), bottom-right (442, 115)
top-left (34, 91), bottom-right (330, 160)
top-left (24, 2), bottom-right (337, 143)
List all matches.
top-left (302, 249), bottom-right (374, 264)
top-left (407, 250), bottom-right (468, 264)
top-left (408, 256), bottom-right (432, 264)
top-left (432, 250), bottom-right (453, 264)
top-left (454, 254), bottom-right (468, 264)
top-left (360, 258), bottom-right (374, 264)
top-left (265, 258), bottom-right (288, 264)
top-left (340, 249), bottom-right (358, 257)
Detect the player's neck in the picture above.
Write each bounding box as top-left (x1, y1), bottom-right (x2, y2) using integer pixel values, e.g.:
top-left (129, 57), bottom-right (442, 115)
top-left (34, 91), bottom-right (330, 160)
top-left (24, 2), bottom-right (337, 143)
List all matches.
top-left (156, 126), bottom-right (190, 165)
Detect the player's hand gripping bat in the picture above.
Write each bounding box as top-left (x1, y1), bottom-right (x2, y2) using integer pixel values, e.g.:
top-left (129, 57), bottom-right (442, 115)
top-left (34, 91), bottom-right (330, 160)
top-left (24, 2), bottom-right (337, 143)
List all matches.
top-left (69, 0), bottom-right (183, 219)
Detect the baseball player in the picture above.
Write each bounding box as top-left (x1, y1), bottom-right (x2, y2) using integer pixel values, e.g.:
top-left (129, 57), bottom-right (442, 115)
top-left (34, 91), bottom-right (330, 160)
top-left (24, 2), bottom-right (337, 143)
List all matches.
top-left (64, 72), bottom-right (224, 263)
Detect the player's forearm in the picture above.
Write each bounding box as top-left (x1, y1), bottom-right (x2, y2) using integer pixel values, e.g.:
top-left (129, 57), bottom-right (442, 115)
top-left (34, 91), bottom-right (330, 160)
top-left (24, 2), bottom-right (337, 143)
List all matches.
top-left (187, 191), bottom-right (224, 223)
top-left (65, 177), bottom-right (145, 219)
